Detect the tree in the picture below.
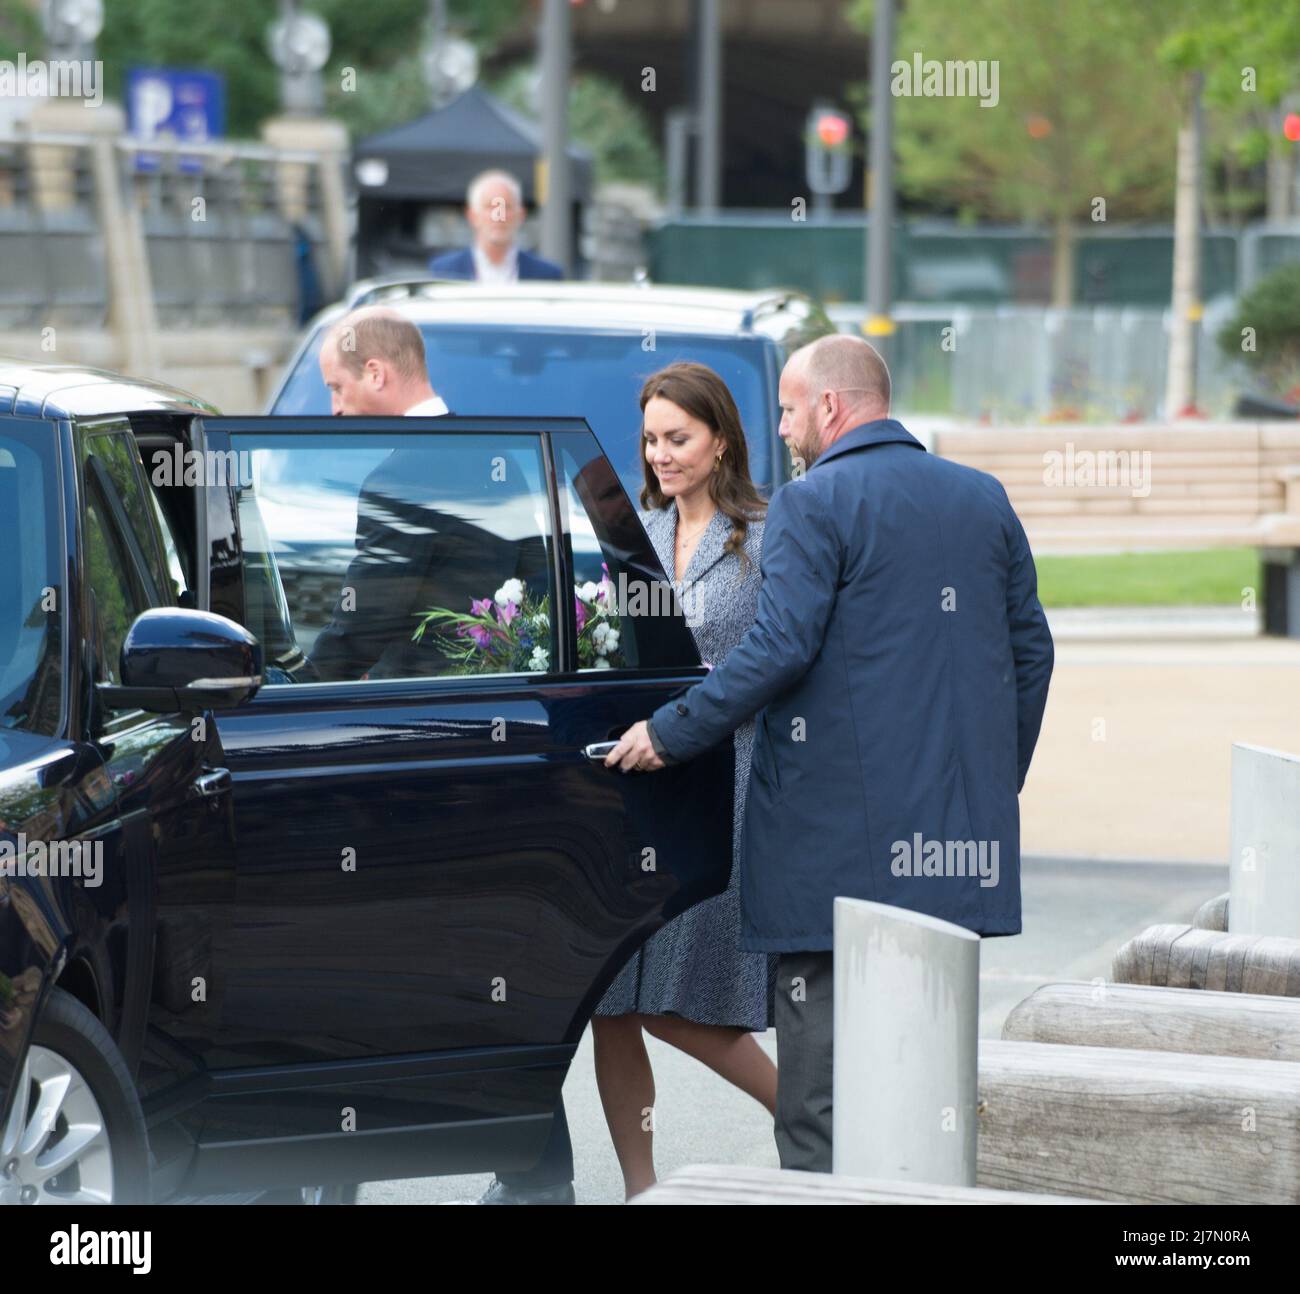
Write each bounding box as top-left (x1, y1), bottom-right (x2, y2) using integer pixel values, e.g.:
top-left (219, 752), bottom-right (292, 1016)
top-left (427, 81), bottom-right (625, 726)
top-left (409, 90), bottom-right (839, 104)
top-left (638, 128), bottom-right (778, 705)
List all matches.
top-left (1158, 0), bottom-right (1300, 413)
top-left (491, 65), bottom-right (663, 190)
top-left (95, 0), bottom-right (525, 138)
top-left (1217, 259), bottom-right (1300, 399)
top-left (848, 0), bottom-right (1184, 306)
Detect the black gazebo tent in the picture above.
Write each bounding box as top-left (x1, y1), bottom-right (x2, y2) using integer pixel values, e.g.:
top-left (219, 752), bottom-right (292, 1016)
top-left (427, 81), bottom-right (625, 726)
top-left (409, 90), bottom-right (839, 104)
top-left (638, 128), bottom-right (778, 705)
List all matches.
top-left (352, 86), bottom-right (594, 277)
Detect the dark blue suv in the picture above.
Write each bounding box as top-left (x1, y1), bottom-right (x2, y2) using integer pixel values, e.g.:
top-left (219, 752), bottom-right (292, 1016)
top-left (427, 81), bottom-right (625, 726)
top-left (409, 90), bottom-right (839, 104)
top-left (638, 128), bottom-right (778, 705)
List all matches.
top-left (0, 361), bottom-right (733, 1204)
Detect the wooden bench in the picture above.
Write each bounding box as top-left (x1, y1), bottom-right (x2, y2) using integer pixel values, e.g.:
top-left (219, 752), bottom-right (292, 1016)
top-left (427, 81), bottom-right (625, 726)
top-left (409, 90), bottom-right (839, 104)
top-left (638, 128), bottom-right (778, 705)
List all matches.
top-left (932, 423), bottom-right (1300, 633)
top-left (933, 423), bottom-right (1300, 550)
top-left (631, 1162), bottom-right (1095, 1205)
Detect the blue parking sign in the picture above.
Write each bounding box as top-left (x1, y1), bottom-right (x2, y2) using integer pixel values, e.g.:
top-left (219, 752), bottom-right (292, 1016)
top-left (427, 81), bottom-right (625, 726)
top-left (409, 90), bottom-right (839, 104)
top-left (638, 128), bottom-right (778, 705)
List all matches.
top-left (127, 67), bottom-right (226, 173)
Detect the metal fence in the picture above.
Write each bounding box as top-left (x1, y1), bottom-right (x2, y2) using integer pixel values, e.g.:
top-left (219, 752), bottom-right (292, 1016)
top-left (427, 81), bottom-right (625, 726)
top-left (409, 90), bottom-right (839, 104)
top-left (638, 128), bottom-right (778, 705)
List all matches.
top-left (829, 301), bottom-right (1245, 422)
top-left (649, 213), bottom-right (1300, 308)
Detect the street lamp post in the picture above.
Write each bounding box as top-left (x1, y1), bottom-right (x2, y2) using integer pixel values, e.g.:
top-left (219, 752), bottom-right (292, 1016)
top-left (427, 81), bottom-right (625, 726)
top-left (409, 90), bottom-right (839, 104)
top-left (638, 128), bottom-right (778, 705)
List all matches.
top-left (538, 0), bottom-right (572, 275)
top-left (694, 0), bottom-right (722, 215)
top-left (865, 0), bottom-right (895, 344)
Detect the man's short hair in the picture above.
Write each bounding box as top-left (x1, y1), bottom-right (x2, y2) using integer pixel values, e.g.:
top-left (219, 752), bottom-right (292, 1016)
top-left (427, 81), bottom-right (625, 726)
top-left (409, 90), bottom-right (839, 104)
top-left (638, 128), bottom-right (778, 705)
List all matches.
top-left (467, 169), bottom-right (523, 210)
top-left (326, 307), bottom-right (427, 382)
top-left (800, 334), bottom-right (891, 410)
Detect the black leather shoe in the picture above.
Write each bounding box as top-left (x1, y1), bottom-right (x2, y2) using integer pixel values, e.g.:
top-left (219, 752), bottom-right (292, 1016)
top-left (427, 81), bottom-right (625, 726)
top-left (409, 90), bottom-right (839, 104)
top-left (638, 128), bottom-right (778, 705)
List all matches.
top-left (477, 1177), bottom-right (575, 1205)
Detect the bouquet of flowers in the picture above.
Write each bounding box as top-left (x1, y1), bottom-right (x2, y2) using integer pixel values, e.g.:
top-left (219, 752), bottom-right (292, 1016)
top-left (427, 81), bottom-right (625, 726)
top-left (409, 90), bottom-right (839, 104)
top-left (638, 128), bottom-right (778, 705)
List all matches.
top-left (413, 564), bottom-right (624, 674)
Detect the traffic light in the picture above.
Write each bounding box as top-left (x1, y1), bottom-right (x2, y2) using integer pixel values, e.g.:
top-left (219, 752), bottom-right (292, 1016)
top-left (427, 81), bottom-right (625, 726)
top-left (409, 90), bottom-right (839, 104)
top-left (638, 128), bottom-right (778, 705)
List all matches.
top-left (806, 104), bottom-right (853, 196)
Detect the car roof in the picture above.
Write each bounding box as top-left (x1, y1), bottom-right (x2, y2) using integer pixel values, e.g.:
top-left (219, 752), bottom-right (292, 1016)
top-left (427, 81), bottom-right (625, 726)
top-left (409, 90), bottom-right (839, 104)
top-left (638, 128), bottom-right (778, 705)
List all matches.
top-left (325, 278), bottom-right (827, 339)
top-left (0, 359), bottom-right (217, 421)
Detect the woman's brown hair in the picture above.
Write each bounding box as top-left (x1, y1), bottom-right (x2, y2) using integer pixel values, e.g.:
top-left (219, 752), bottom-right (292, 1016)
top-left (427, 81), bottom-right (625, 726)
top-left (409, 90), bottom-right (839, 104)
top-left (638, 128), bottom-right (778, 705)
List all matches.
top-left (638, 361), bottom-right (767, 569)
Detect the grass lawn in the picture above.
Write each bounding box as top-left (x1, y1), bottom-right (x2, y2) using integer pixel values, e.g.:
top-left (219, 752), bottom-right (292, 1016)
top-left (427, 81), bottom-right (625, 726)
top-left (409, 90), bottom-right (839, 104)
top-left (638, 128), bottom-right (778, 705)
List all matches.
top-left (1033, 548), bottom-right (1260, 608)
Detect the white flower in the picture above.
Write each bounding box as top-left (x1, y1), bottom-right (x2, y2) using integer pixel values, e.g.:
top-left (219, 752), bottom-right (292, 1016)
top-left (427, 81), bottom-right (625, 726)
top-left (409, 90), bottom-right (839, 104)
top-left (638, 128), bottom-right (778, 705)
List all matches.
top-left (533, 612), bottom-right (549, 629)
top-left (592, 622), bottom-right (610, 646)
top-left (594, 657), bottom-right (611, 670)
top-left (578, 580), bottom-right (599, 602)
top-left (495, 578), bottom-right (525, 608)
top-left (528, 646), bottom-right (549, 671)
top-left (604, 629), bottom-right (620, 653)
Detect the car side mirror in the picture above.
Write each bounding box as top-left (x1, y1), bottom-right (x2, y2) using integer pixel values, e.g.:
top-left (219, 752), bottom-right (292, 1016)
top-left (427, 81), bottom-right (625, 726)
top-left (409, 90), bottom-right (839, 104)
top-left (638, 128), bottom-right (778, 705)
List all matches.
top-left (97, 608), bottom-right (263, 714)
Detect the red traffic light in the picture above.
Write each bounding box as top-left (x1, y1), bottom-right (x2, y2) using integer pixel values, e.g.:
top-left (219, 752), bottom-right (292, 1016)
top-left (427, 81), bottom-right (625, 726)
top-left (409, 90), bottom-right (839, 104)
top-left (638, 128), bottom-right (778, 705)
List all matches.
top-left (816, 114), bottom-right (850, 148)
top-left (1285, 113), bottom-right (1300, 142)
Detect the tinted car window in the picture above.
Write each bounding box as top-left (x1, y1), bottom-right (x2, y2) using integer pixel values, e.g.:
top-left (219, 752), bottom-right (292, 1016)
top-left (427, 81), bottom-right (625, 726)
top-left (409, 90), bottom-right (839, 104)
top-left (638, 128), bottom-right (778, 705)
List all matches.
top-left (83, 488), bottom-right (150, 688)
top-left (228, 431), bottom-right (557, 682)
top-left (553, 430), bottom-right (702, 672)
top-left (273, 325), bottom-right (775, 500)
top-left (0, 427), bottom-right (63, 735)
top-left (83, 428), bottom-right (171, 604)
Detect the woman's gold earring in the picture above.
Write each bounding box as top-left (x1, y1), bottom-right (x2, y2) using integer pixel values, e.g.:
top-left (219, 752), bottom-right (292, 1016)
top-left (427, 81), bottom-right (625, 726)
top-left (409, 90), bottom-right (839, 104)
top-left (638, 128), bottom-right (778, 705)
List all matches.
top-left (714, 454), bottom-right (722, 473)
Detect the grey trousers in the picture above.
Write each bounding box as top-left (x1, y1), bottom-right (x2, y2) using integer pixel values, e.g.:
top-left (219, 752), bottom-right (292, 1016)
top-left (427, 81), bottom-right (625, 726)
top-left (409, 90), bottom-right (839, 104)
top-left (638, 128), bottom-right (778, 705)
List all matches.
top-left (774, 950), bottom-right (834, 1173)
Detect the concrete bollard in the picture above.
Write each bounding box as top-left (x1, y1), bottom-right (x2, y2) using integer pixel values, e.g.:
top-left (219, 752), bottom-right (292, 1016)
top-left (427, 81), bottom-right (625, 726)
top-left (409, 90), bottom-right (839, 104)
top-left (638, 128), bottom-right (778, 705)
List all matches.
top-left (1229, 743), bottom-right (1300, 940)
top-left (832, 897), bottom-right (980, 1186)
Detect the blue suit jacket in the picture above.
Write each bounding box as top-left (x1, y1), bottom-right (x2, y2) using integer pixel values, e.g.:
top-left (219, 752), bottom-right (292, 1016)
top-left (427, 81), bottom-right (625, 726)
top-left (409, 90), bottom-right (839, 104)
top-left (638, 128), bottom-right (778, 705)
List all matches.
top-left (650, 419), bottom-right (1054, 951)
top-left (427, 248), bottom-right (564, 281)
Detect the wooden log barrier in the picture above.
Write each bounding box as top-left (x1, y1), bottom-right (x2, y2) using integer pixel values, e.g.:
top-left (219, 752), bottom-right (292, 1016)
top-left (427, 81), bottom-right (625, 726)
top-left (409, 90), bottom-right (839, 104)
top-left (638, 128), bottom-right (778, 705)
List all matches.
top-left (1002, 980), bottom-right (1300, 1062)
top-left (976, 1039), bottom-right (1300, 1203)
top-left (1111, 923), bottom-right (1300, 995)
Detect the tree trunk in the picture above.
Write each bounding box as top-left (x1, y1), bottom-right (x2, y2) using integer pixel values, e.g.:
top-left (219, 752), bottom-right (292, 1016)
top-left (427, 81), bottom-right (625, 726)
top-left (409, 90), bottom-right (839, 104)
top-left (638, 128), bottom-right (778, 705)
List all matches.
top-left (1165, 70), bottom-right (1203, 418)
top-left (1050, 213), bottom-right (1075, 308)
top-left (1266, 104), bottom-right (1296, 222)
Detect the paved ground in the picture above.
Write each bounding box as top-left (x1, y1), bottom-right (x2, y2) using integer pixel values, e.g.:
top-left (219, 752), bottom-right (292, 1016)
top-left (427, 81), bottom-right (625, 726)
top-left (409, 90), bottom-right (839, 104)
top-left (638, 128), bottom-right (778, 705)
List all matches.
top-left (359, 855), bottom-right (1223, 1205)
top-left (1021, 630), bottom-right (1300, 863)
top-left (358, 618), bottom-right (1295, 1205)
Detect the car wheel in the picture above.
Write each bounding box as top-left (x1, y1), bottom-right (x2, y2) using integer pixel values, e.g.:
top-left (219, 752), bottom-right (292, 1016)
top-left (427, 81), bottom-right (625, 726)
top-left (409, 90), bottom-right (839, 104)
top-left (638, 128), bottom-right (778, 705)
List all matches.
top-left (0, 987), bottom-right (150, 1205)
top-left (260, 1183), bottom-right (359, 1205)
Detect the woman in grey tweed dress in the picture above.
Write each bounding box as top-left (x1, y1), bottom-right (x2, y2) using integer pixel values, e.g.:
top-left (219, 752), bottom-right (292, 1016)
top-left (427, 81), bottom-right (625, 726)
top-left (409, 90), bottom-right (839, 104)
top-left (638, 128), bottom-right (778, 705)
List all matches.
top-left (591, 361), bottom-right (778, 1200)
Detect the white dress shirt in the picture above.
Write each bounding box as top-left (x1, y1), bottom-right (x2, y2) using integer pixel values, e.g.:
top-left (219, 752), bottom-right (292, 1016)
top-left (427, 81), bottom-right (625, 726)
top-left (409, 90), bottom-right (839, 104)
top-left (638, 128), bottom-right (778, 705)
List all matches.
top-left (472, 243), bottom-right (519, 283)
top-left (404, 395), bottom-right (449, 416)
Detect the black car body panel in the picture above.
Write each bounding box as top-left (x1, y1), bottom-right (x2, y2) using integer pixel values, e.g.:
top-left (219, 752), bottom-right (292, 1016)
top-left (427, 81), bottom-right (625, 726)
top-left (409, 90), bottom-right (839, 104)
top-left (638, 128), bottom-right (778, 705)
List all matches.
top-left (0, 365), bottom-right (734, 1198)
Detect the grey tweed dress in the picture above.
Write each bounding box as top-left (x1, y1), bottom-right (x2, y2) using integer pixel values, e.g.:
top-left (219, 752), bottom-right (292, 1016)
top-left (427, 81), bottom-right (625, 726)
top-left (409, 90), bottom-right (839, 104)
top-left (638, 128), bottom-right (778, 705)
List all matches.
top-left (594, 502), bottom-right (777, 1031)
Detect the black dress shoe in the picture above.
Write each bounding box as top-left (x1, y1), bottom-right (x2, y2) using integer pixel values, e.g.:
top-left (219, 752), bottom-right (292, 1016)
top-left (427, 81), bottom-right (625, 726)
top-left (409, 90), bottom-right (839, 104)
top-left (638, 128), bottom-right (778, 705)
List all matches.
top-left (477, 1177), bottom-right (575, 1205)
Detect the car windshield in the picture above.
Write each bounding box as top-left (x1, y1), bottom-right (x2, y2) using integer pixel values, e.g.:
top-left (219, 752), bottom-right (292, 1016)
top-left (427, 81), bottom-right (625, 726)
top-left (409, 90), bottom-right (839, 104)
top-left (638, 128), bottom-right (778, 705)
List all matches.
top-left (272, 324), bottom-right (775, 501)
top-left (0, 425), bottom-right (64, 736)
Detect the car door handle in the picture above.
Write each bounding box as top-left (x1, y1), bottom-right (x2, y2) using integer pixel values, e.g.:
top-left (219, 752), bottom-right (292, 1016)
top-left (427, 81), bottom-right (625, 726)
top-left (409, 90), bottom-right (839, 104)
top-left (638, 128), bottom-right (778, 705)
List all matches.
top-left (190, 768), bottom-right (232, 799)
top-left (583, 742), bottom-right (619, 762)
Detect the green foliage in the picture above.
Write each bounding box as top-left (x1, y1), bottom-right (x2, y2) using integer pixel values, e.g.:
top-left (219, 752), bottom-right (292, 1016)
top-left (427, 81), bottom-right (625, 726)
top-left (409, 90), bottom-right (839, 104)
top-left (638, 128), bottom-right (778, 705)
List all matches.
top-left (490, 64), bottom-right (663, 190)
top-left (1217, 262), bottom-right (1300, 396)
top-left (847, 0), bottom-right (1182, 225)
top-left (0, 1), bottom-right (41, 61)
top-left (94, 0), bottom-right (524, 138)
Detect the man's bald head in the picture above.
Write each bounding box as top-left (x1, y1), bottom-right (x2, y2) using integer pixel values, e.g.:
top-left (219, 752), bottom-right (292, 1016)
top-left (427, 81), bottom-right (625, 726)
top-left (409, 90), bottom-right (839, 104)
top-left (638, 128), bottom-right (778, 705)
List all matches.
top-left (795, 334), bottom-right (891, 412)
top-left (778, 334), bottom-right (892, 466)
top-left (319, 306), bottom-right (436, 415)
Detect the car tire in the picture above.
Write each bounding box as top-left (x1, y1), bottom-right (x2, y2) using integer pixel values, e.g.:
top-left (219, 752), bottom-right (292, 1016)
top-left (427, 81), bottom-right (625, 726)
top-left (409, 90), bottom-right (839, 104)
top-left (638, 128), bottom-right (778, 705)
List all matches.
top-left (259, 1183), bottom-right (360, 1205)
top-left (1, 986), bottom-right (151, 1205)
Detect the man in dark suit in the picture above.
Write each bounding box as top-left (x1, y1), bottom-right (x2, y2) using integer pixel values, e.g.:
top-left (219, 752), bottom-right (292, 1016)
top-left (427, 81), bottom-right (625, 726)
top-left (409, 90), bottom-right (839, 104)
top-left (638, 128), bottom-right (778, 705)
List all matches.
top-left (427, 169), bottom-right (564, 283)
top-left (606, 334), bottom-right (1054, 1173)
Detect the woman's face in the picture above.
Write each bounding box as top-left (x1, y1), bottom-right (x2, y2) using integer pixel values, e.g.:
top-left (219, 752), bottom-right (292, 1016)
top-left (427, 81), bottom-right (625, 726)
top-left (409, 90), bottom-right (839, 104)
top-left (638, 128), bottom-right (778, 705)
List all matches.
top-left (643, 396), bottom-right (722, 501)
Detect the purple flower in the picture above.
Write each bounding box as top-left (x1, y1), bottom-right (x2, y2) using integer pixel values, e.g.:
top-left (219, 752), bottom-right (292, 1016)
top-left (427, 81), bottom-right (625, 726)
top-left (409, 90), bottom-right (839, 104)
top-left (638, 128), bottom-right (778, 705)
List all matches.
top-left (497, 601), bottom-right (518, 626)
top-left (575, 596), bottom-right (588, 634)
top-left (471, 597), bottom-right (493, 618)
top-left (458, 623), bottom-right (492, 649)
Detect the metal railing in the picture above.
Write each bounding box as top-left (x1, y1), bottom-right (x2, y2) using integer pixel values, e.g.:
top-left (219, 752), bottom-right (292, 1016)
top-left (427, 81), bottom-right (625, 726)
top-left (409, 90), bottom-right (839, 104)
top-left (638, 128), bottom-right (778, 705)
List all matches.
top-left (0, 130), bottom-right (335, 330)
top-left (830, 300), bottom-right (1246, 422)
